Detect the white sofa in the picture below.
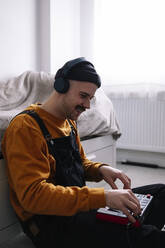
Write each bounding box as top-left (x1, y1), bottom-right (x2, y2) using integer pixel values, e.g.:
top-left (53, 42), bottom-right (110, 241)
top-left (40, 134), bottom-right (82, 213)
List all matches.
top-left (0, 159), bottom-right (35, 247)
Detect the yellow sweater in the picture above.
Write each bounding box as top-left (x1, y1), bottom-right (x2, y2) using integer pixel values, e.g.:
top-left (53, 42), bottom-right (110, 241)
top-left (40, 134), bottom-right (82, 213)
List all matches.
top-left (1, 104), bottom-right (106, 221)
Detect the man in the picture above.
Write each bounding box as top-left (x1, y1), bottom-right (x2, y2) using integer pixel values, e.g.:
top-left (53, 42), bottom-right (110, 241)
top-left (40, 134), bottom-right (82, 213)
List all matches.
top-left (2, 57), bottom-right (165, 248)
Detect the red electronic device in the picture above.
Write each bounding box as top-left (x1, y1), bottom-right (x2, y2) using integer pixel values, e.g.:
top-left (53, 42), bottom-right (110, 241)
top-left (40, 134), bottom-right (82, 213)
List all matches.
top-left (96, 193), bottom-right (153, 227)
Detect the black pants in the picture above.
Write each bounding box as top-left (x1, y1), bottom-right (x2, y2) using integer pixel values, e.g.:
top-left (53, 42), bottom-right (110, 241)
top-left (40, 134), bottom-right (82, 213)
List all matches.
top-left (24, 184), bottom-right (165, 248)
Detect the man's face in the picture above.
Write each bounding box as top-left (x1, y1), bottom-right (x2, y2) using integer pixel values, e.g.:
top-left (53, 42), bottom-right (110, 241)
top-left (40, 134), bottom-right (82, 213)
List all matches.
top-left (61, 80), bottom-right (98, 120)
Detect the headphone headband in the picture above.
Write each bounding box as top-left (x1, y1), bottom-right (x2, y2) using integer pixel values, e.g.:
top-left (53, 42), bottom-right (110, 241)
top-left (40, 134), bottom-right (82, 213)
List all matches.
top-left (54, 57), bottom-right (94, 94)
top-left (61, 57), bottom-right (93, 78)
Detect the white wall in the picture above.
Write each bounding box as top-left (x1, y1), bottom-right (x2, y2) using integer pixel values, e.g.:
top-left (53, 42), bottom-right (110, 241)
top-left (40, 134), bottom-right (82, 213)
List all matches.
top-left (50, 0), bottom-right (96, 73)
top-left (50, 0), bottom-right (81, 74)
top-left (0, 0), bottom-right (83, 80)
top-left (0, 0), bottom-right (40, 81)
top-left (80, 0), bottom-right (95, 62)
top-left (38, 0), bottom-right (51, 73)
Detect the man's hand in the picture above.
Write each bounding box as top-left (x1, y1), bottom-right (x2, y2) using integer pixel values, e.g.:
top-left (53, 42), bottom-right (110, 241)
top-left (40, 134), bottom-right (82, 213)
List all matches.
top-left (99, 166), bottom-right (131, 189)
top-left (99, 166), bottom-right (141, 223)
top-left (105, 189), bottom-right (141, 223)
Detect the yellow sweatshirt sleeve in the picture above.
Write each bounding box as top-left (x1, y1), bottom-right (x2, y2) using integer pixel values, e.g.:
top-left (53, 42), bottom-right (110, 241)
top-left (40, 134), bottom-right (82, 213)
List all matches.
top-left (2, 115), bottom-right (106, 221)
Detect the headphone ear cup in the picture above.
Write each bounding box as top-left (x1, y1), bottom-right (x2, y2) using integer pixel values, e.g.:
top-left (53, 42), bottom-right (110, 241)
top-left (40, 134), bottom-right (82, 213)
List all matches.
top-left (54, 78), bottom-right (70, 93)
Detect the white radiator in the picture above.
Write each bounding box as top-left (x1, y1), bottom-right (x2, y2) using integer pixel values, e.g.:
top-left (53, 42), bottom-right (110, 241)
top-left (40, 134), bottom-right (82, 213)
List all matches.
top-left (111, 98), bottom-right (165, 153)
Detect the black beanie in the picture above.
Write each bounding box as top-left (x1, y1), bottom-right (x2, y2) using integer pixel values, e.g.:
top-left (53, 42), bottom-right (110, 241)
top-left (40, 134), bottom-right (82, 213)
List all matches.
top-left (55, 60), bottom-right (101, 88)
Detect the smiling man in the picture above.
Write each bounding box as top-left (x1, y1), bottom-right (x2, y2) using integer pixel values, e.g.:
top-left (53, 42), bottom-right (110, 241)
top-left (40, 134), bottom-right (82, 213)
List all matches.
top-left (2, 57), bottom-right (165, 248)
top-left (41, 80), bottom-right (96, 121)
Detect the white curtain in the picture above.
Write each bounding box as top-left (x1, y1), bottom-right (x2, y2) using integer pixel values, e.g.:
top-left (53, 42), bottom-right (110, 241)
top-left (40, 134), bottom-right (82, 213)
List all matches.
top-left (93, 0), bottom-right (165, 85)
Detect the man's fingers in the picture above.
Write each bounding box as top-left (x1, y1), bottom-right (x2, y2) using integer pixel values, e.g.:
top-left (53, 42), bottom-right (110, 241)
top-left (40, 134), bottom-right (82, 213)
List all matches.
top-left (129, 192), bottom-right (141, 214)
top-left (117, 172), bottom-right (131, 189)
top-left (122, 208), bottom-right (137, 223)
top-left (121, 200), bottom-right (140, 223)
top-left (109, 180), bottom-right (118, 189)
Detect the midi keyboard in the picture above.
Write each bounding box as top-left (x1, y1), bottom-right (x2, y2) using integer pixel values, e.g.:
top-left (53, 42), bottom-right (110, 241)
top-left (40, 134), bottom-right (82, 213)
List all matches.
top-left (96, 193), bottom-right (153, 227)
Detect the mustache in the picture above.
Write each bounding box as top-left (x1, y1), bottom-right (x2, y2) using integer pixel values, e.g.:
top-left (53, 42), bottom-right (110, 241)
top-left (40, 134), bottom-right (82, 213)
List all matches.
top-left (75, 105), bottom-right (86, 112)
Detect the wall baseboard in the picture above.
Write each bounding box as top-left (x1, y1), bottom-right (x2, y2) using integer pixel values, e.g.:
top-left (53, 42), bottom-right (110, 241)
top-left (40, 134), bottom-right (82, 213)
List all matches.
top-left (117, 148), bottom-right (165, 168)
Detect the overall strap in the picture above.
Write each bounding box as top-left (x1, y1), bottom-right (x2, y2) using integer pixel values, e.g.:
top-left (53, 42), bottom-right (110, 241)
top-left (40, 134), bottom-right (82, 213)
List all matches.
top-left (20, 110), bottom-right (52, 141)
top-left (15, 110), bottom-right (56, 157)
top-left (0, 152), bottom-right (3, 159)
top-left (67, 119), bottom-right (77, 136)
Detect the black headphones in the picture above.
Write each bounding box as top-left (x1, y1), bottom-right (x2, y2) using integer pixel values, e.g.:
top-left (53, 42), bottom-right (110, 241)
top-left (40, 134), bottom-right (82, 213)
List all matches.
top-left (54, 57), bottom-right (94, 93)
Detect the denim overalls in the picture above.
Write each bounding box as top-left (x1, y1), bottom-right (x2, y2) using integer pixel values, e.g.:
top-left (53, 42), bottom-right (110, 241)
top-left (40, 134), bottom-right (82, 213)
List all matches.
top-left (20, 110), bottom-right (86, 187)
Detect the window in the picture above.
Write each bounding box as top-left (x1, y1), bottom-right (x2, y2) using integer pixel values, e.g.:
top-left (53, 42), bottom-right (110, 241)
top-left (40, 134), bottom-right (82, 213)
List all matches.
top-left (93, 0), bottom-right (165, 85)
